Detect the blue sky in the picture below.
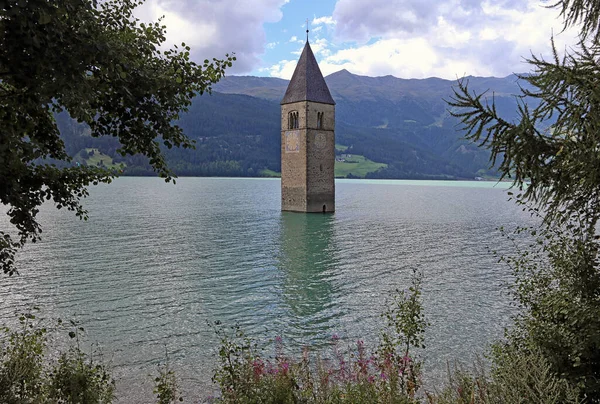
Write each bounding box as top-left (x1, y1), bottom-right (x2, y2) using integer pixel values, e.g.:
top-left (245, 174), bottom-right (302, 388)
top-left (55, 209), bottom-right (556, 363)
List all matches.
top-left (136, 0), bottom-right (579, 80)
top-left (258, 0), bottom-right (337, 72)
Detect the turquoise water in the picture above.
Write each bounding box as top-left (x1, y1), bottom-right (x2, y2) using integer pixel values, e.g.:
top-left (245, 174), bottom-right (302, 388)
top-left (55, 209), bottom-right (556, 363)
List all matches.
top-left (0, 177), bottom-right (533, 402)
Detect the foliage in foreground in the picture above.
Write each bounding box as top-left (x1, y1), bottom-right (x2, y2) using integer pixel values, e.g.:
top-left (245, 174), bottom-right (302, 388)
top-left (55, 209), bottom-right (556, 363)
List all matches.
top-left (154, 358), bottom-right (183, 404)
top-left (490, 220), bottom-right (600, 401)
top-left (431, 349), bottom-right (581, 404)
top-left (0, 311), bottom-right (114, 404)
top-left (212, 272), bottom-right (426, 404)
top-left (0, 310), bottom-right (186, 404)
top-left (211, 271), bottom-right (581, 404)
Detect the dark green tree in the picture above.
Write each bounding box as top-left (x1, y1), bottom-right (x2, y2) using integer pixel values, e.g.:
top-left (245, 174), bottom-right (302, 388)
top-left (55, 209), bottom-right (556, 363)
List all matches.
top-left (449, 0), bottom-right (600, 399)
top-left (449, 1), bottom-right (600, 232)
top-left (0, 0), bottom-right (235, 275)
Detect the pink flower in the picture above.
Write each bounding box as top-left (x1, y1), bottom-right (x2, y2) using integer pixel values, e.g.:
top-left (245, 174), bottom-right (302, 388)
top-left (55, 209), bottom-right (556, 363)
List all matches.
top-left (332, 333), bottom-right (340, 341)
top-left (252, 359), bottom-right (265, 378)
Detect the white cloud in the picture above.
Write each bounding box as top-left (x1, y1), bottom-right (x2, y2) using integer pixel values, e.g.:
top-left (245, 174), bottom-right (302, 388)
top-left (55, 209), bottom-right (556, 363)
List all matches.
top-left (319, 38), bottom-right (446, 79)
top-left (311, 38), bottom-right (331, 57)
top-left (134, 0), bottom-right (288, 73)
top-left (479, 27), bottom-right (499, 41)
top-left (312, 16), bottom-right (336, 26)
top-left (314, 0), bottom-right (580, 79)
top-left (133, 0), bottom-right (582, 80)
top-left (261, 59), bottom-right (298, 78)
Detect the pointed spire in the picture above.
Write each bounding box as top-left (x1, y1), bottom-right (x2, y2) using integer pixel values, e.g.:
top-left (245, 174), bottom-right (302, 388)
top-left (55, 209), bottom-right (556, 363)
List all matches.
top-left (281, 41), bottom-right (335, 105)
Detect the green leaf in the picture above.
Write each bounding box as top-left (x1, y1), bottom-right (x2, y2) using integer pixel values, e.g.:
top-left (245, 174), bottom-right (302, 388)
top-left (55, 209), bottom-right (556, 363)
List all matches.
top-left (39, 13), bottom-right (51, 25)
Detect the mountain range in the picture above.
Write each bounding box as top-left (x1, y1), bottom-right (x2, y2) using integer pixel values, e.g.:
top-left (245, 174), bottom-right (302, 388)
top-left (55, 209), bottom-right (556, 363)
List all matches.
top-left (57, 70), bottom-right (530, 179)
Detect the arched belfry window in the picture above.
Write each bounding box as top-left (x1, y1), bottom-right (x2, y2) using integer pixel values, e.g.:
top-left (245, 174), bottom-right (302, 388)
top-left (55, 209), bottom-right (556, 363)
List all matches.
top-left (317, 112), bottom-right (323, 129)
top-left (288, 111), bottom-right (299, 129)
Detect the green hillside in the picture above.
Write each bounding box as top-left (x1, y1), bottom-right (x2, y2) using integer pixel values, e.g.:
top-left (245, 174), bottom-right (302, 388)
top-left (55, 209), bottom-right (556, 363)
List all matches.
top-left (334, 153), bottom-right (387, 178)
top-left (55, 71), bottom-right (534, 179)
top-left (75, 148), bottom-right (125, 170)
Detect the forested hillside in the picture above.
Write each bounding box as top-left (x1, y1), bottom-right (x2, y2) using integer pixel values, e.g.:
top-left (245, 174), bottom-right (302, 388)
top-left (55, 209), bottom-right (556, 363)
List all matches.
top-left (57, 71), bottom-right (531, 179)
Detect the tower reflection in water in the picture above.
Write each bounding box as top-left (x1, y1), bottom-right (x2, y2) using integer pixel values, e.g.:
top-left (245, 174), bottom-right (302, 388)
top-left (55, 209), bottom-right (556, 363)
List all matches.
top-left (277, 212), bottom-right (340, 346)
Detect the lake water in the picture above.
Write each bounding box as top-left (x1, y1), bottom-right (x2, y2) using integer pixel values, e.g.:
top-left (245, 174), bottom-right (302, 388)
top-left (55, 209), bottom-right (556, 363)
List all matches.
top-left (0, 177), bottom-right (535, 402)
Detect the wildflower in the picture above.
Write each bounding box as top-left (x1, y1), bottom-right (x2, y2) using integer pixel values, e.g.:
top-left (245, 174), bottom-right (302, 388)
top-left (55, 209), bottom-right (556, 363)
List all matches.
top-left (252, 359), bottom-right (265, 378)
top-left (280, 361), bottom-right (290, 375)
top-left (266, 362), bottom-right (277, 375)
top-left (332, 333), bottom-right (340, 341)
top-left (358, 359), bottom-right (368, 374)
top-left (275, 335), bottom-right (282, 343)
top-left (368, 375), bottom-right (375, 384)
top-left (380, 373), bottom-right (388, 380)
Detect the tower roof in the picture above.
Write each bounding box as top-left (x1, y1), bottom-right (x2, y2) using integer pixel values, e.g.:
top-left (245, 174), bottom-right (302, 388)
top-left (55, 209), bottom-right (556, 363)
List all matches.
top-left (281, 41), bottom-right (335, 105)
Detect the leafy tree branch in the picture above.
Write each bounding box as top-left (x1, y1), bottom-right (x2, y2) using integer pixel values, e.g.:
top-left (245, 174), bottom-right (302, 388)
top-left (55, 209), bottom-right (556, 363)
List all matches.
top-left (0, 0), bottom-right (235, 275)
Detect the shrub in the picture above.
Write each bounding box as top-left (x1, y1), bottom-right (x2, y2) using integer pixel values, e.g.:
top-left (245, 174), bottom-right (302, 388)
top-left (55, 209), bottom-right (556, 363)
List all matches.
top-left (46, 347), bottom-right (115, 403)
top-left (489, 346), bottom-right (581, 404)
top-left (154, 359), bottom-right (183, 404)
top-left (431, 349), bottom-right (581, 404)
top-left (496, 221), bottom-right (600, 400)
top-left (0, 312), bottom-right (47, 404)
top-left (0, 313), bottom-right (114, 404)
top-left (211, 271), bottom-right (427, 403)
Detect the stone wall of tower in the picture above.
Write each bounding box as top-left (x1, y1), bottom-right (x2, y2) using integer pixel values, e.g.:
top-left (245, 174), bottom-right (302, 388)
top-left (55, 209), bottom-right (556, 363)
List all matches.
top-left (306, 102), bottom-right (335, 213)
top-left (281, 101), bottom-right (335, 213)
top-left (281, 101), bottom-right (307, 212)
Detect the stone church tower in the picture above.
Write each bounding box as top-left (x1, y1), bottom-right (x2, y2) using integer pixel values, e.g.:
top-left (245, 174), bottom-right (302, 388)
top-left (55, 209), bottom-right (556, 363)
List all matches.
top-left (281, 40), bottom-right (335, 213)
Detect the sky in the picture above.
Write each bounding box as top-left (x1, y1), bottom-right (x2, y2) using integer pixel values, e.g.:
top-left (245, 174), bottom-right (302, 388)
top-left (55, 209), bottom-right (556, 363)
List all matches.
top-left (135, 0), bottom-right (580, 80)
